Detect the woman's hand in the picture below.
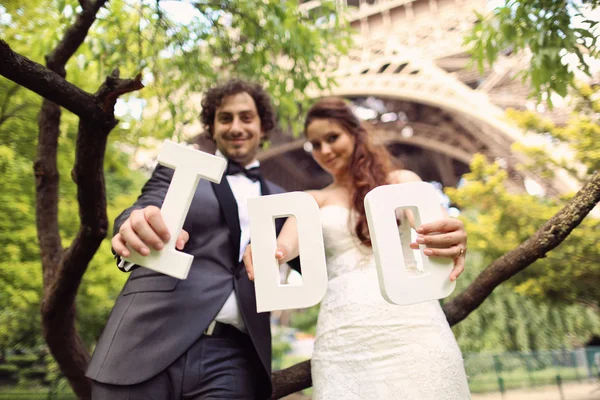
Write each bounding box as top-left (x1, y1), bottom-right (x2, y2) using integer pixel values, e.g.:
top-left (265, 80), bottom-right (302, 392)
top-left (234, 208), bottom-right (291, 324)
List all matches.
top-left (409, 218), bottom-right (467, 282)
top-left (242, 244), bottom-right (287, 281)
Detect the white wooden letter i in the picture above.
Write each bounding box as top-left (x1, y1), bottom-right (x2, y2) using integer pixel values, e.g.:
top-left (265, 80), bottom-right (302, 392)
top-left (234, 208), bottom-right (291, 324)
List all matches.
top-left (122, 140), bottom-right (227, 280)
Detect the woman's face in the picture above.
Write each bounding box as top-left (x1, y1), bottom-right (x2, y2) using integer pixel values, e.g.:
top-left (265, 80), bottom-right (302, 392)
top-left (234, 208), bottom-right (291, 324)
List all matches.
top-left (306, 118), bottom-right (356, 176)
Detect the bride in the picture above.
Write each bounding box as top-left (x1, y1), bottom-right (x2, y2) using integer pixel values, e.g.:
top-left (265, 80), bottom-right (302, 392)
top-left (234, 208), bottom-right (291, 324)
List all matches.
top-left (244, 97), bottom-right (471, 399)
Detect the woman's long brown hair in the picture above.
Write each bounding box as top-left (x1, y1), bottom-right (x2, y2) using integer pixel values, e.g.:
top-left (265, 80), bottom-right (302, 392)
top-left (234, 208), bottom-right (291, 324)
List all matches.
top-left (304, 97), bottom-right (393, 247)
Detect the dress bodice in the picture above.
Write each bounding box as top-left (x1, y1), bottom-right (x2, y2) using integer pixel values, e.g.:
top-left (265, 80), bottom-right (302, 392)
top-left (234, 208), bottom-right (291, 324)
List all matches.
top-left (320, 205), bottom-right (418, 280)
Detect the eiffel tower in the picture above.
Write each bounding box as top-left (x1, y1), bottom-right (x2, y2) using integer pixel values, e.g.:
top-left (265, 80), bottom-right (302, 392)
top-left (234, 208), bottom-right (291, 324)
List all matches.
top-left (200, 0), bottom-right (581, 196)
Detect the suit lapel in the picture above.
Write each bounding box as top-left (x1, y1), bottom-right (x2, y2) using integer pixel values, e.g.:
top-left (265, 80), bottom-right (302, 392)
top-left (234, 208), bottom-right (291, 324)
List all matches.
top-left (258, 176), bottom-right (271, 196)
top-left (211, 179), bottom-right (241, 261)
top-left (233, 176), bottom-right (271, 275)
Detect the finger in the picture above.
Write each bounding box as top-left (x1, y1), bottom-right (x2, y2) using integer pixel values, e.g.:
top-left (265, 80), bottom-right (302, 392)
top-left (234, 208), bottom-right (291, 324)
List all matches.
top-left (422, 245), bottom-right (463, 259)
top-left (119, 220), bottom-right (150, 256)
top-left (176, 230), bottom-right (189, 250)
top-left (243, 247), bottom-right (254, 280)
top-left (244, 260), bottom-right (254, 281)
top-left (111, 234), bottom-right (130, 258)
top-left (275, 248), bottom-right (285, 261)
top-left (409, 242), bottom-right (419, 250)
top-left (416, 232), bottom-right (464, 248)
top-left (129, 210), bottom-right (164, 251)
top-left (417, 218), bottom-right (463, 235)
top-left (450, 256), bottom-right (465, 281)
top-left (145, 206), bottom-right (171, 243)
top-left (180, 229), bottom-right (189, 243)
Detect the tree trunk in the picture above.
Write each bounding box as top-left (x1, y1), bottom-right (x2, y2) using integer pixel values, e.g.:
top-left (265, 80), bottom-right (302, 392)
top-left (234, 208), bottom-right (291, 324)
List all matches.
top-left (42, 303), bottom-right (92, 398)
top-left (39, 70), bottom-right (141, 400)
top-left (0, 1), bottom-right (144, 396)
top-left (33, 3), bottom-right (107, 398)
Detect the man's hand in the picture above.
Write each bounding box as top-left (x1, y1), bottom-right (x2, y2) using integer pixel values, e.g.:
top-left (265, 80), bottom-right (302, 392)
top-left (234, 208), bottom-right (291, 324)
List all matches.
top-left (409, 217), bottom-right (467, 282)
top-left (242, 244), bottom-right (286, 281)
top-left (112, 205), bottom-right (189, 258)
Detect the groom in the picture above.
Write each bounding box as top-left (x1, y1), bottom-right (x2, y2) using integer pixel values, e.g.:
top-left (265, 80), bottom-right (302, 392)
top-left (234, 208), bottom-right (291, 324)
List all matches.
top-left (86, 79), bottom-right (298, 399)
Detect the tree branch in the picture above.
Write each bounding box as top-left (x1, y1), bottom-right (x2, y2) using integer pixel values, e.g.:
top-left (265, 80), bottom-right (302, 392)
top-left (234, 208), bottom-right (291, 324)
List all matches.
top-left (441, 170), bottom-right (600, 325)
top-left (272, 360), bottom-right (312, 399)
top-left (94, 69), bottom-right (144, 113)
top-left (33, 0), bottom-right (111, 286)
top-left (45, 70), bottom-right (143, 317)
top-left (46, 0), bottom-right (109, 73)
top-left (270, 171), bottom-right (600, 398)
top-left (79, 0), bottom-right (91, 10)
top-left (0, 0), bottom-right (110, 118)
top-left (35, 100), bottom-right (63, 283)
top-left (0, 40), bottom-right (102, 120)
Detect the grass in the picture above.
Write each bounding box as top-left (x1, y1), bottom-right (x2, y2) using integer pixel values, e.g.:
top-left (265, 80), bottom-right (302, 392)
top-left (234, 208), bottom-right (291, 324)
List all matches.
top-left (0, 386), bottom-right (75, 399)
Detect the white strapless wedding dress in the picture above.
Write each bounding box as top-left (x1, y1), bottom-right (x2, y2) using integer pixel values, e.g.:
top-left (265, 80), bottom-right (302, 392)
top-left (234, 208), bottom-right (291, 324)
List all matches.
top-left (311, 205), bottom-right (471, 399)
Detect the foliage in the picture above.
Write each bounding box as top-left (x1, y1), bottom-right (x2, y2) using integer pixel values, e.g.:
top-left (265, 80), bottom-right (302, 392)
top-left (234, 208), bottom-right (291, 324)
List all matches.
top-left (0, 78), bottom-right (141, 352)
top-left (0, 364), bottom-right (19, 374)
top-left (448, 84), bottom-right (600, 308)
top-left (449, 253), bottom-right (600, 354)
top-left (465, 0), bottom-right (599, 105)
top-left (446, 85), bottom-right (600, 343)
top-left (1, 0), bottom-right (350, 144)
top-left (4, 355), bottom-right (38, 368)
top-left (508, 84), bottom-right (600, 183)
top-left (0, 0), bottom-right (350, 362)
top-left (187, 0), bottom-right (351, 135)
top-left (446, 154), bottom-right (600, 309)
top-left (289, 305), bottom-right (320, 336)
top-left (272, 329), bottom-right (293, 371)
top-left (0, 76), bottom-right (44, 351)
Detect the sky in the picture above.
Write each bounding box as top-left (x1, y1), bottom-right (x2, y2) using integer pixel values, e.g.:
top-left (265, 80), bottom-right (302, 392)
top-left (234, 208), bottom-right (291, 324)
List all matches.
top-left (158, 0), bottom-right (201, 24)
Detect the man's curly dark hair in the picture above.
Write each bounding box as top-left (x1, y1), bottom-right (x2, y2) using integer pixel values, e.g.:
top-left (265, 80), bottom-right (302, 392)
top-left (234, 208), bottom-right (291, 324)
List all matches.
top-left (200, 79), bottom-right (277, 141)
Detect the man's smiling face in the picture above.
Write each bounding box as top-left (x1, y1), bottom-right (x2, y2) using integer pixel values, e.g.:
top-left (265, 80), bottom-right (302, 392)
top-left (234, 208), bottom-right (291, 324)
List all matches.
top-left (212, 92), bottom-right (264, 166)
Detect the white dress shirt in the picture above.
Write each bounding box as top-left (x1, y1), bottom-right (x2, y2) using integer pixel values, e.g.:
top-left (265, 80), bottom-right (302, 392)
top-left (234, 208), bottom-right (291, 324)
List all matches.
top-left (213, 150), bottom-right (261, 332)
top-left (119, 151), bottom-right (261, 333)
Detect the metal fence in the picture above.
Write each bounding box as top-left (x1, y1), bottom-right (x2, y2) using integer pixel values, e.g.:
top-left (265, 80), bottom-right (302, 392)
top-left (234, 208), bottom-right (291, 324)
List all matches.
top-left (1, 347), bottom-right (600, 398)
top-left (464, 347), bottom-right (600, 395)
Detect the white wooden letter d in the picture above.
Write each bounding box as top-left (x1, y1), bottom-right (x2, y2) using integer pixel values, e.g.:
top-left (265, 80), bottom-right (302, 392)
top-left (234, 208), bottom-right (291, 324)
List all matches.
top-left (248, 192), bottom-right (328, 313)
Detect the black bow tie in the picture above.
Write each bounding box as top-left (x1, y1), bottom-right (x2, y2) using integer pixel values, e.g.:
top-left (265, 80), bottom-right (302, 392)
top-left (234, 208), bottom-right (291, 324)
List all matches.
top-left (226, 162), bottom-right (261, 182)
